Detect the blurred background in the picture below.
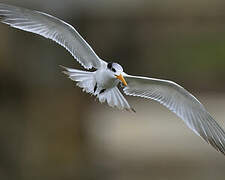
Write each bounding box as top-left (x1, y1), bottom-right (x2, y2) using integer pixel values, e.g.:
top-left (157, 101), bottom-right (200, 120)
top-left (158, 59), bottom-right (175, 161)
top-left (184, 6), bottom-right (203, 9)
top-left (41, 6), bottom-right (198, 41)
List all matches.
top-left (0, 0), bottom-right (225, 179)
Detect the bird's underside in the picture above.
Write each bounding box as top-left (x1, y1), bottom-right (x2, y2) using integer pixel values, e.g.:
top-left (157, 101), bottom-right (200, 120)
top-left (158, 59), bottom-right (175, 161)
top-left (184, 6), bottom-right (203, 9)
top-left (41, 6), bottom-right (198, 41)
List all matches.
top-left (61, 66), bottom-right (135, 112)
top-left (0, 3), bottom-right (225, 156)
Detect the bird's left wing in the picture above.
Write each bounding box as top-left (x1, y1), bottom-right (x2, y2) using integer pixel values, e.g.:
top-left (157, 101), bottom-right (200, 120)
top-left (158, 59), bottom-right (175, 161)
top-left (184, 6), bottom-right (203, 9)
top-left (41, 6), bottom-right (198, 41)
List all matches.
top-left (0, 3), bottom-right (106, 69)
top-left (123, 74), bottom-right (225, 155)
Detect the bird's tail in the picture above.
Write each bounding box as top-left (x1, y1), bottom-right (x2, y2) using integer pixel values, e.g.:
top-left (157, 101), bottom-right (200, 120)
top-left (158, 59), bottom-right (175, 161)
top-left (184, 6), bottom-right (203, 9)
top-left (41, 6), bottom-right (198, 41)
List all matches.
top-left (60, 65), bottom-right (96, 94)
top-left (98, 87), bottom-right (135, 112)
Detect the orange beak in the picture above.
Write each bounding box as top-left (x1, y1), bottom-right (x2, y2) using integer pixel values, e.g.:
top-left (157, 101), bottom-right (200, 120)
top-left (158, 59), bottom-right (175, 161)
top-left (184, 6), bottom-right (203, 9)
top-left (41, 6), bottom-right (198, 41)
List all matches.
top-left (116, 74), bottom-right (127, 86)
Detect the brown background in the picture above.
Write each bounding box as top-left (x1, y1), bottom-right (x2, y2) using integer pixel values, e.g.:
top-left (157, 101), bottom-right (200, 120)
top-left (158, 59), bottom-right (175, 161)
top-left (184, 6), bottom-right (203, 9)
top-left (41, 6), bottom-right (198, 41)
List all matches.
top-left (0, 0), bottom-right (225, 179)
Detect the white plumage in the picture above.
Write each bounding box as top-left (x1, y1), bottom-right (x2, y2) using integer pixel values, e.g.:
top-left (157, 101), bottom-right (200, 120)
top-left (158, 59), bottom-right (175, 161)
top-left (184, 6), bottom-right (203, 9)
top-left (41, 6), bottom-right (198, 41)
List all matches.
top-left (0, 3), bottom-right (225, 155)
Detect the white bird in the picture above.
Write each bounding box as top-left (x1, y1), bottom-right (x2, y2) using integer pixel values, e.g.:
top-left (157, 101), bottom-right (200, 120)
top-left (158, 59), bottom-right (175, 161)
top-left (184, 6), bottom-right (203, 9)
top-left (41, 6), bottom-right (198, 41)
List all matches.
top-left (0, 3), bottom-right (225, 156)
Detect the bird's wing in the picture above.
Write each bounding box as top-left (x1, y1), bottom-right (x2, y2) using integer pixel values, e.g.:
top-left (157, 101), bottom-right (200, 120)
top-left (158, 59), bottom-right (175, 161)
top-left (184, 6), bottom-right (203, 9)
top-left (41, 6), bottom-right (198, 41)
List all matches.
top-left (123, 74), bottom-right (225, 155)
top-left (0, 3), bottom-right (106, 69)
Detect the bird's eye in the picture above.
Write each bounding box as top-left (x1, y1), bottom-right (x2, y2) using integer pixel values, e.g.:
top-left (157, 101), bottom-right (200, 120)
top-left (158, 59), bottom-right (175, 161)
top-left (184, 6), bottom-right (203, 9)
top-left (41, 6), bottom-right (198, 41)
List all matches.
top-left (112, 68), bottom-right (116, 72)
top-left (107, 62), bottom-right (112, 69)
top-left (107, 62), bottom-right (116, 72)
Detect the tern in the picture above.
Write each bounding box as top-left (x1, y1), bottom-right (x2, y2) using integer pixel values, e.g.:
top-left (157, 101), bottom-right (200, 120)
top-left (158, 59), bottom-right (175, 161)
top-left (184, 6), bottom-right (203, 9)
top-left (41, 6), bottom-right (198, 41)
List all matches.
top-left (0, 3), bottom-right (225, 156)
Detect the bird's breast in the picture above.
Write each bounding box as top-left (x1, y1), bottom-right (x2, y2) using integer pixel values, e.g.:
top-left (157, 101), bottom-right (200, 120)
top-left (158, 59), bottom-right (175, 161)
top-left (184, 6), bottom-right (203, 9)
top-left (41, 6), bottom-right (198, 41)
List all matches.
top-left (95, 69), bottom-right (119, 89)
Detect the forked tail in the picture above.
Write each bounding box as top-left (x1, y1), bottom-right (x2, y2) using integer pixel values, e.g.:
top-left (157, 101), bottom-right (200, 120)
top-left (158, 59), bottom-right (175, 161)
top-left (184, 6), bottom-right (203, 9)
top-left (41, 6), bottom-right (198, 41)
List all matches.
top-left (60, 65), bottom-right (96, 94)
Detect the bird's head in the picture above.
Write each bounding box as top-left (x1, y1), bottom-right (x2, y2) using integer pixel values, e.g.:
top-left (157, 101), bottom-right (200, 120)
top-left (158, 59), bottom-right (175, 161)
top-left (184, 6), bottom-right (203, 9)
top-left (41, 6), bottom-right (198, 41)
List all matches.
top-left (107, 62), bottom-right (127, 86)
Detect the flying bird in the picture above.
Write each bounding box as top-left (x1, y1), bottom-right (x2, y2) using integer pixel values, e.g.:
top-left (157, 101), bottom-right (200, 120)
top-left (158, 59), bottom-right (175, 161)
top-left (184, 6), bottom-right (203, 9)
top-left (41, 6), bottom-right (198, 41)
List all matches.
top-left (0, 3), bottom-right (225, 155)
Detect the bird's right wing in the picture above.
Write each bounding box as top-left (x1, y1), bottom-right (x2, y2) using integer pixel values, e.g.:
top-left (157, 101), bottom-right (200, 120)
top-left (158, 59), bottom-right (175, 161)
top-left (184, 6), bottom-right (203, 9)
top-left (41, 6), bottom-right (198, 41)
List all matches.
top-left (0, 3), bottom-right (106, 69)
top-left (123, 74), bottom-right (225, 155)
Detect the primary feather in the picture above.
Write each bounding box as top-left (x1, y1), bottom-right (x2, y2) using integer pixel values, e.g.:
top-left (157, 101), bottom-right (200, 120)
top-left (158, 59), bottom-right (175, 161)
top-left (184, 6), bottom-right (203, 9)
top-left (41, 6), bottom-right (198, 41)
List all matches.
top-left (123, 74), bottom-right (225, 155)
top-left (0, 3), bottom-right (105, 69)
